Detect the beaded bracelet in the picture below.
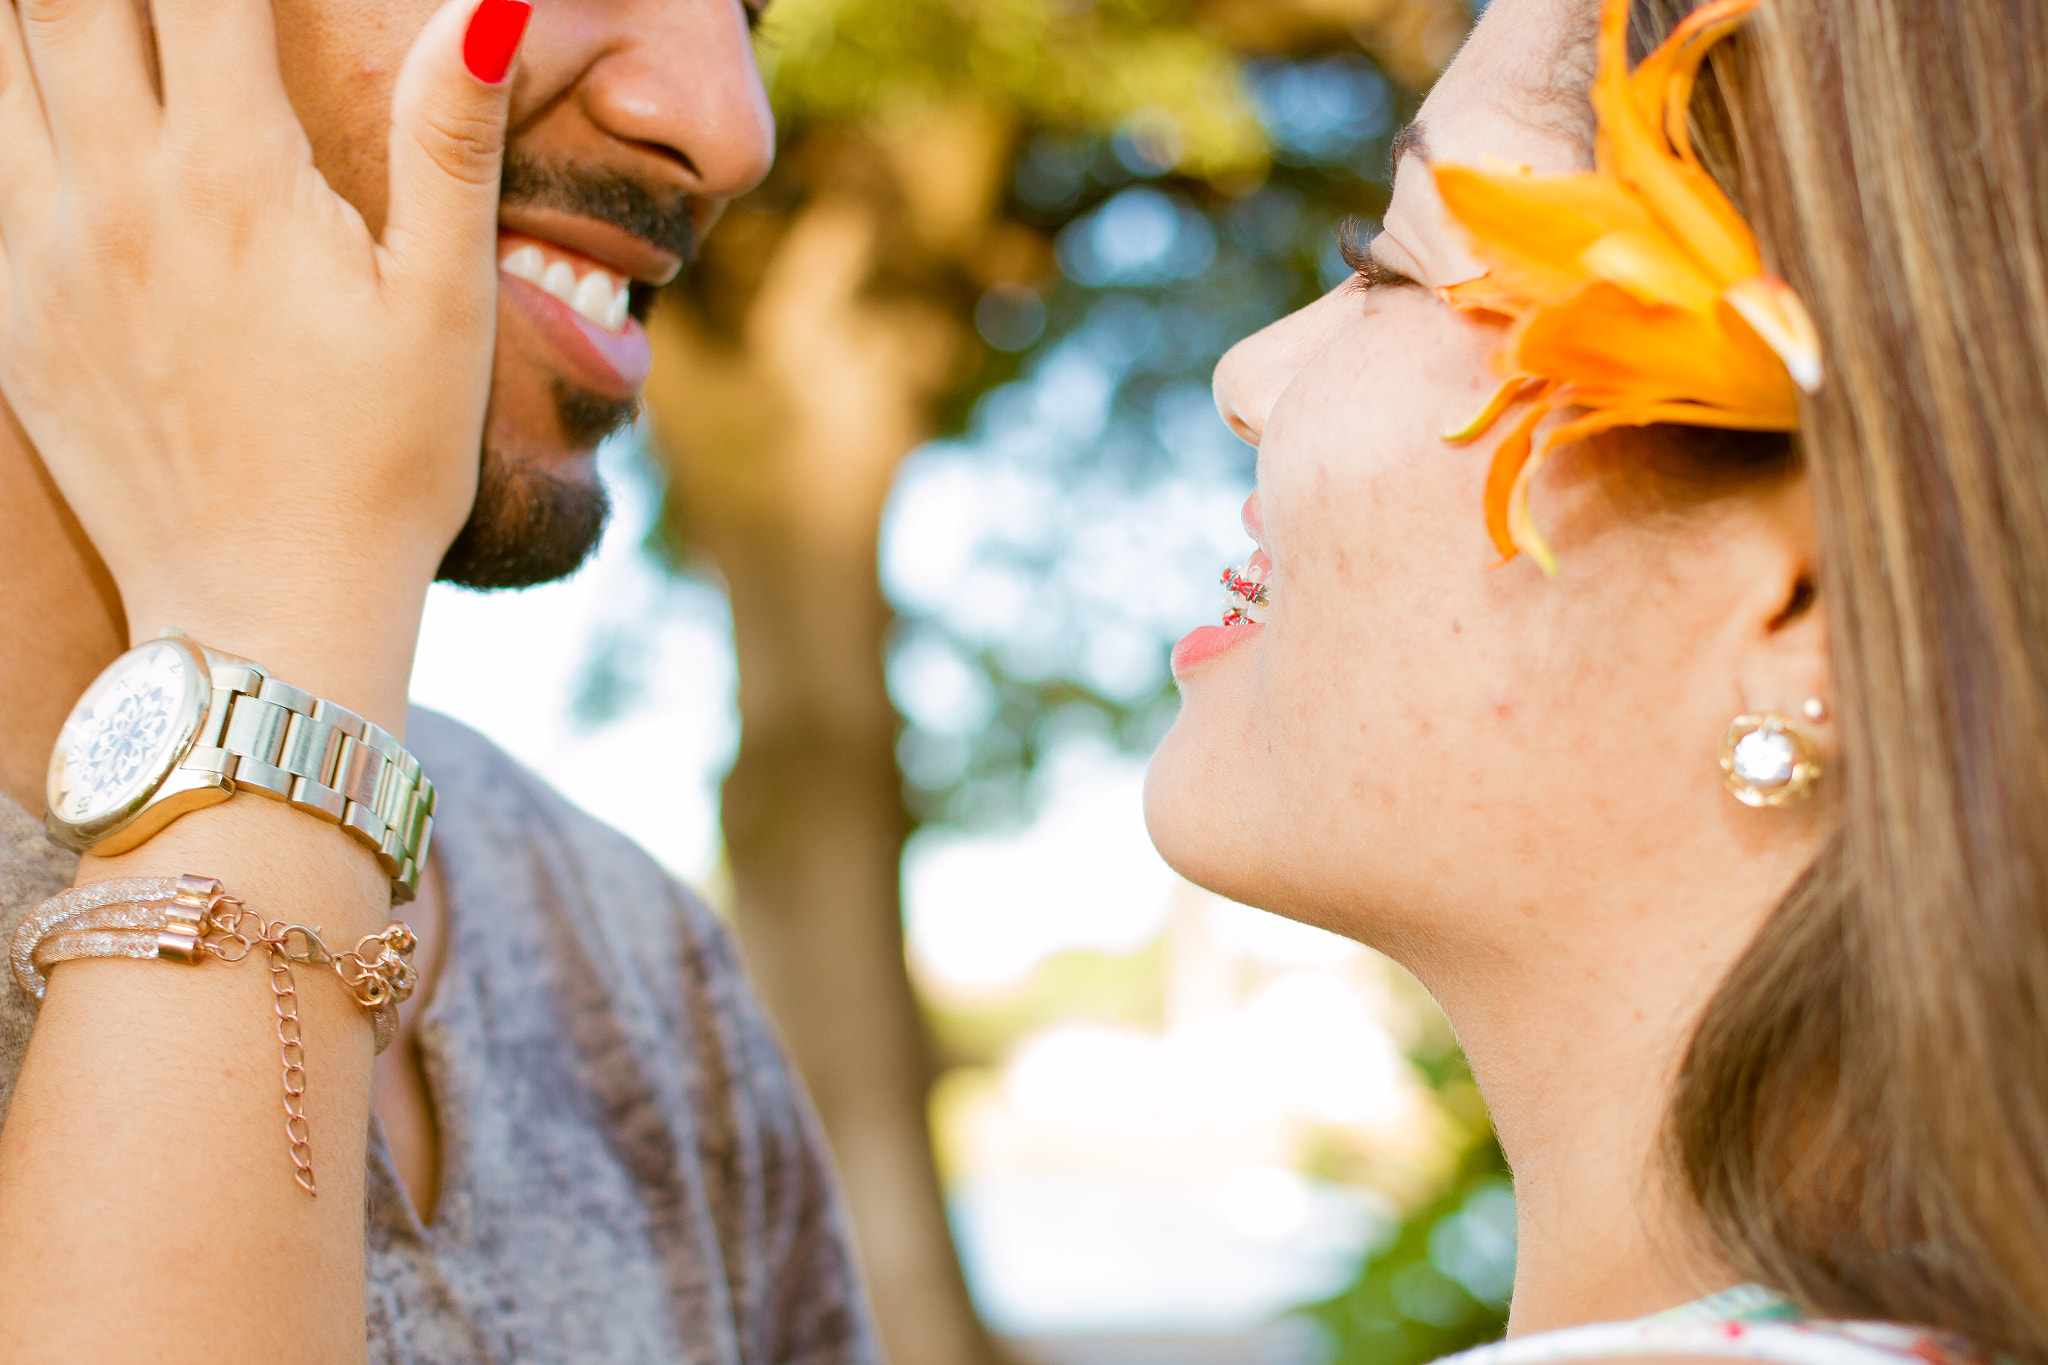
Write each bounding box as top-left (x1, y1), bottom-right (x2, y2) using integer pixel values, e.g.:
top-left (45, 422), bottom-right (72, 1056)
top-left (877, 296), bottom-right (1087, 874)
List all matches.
top-left (12, 875), bottom-right (417, 1196)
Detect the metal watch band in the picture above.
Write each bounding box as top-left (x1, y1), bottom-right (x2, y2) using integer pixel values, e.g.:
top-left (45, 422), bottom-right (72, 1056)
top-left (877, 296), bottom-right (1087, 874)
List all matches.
top-left (176, 664), bottom-right (435, 903)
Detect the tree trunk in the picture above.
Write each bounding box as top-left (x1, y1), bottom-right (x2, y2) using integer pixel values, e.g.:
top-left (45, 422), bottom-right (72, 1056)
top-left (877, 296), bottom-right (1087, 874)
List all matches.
top-left (644, 191), bottom-right (1003, 1365)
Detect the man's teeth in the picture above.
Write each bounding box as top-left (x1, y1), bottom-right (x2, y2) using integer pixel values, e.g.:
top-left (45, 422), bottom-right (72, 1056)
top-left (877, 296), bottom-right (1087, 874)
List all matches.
top-left (499, 244), bottom-right (633, 333)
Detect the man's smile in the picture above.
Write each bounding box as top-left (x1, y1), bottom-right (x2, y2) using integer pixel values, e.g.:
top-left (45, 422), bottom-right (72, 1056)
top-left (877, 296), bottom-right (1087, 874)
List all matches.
top-left (500, 238), bottom-right (633, 331)
top-left (495, 226), bottom-right (657, 398)
top-left (486, 157), bottom-right (704, 403)
top-left (498, 202), bottom-right (689, 287)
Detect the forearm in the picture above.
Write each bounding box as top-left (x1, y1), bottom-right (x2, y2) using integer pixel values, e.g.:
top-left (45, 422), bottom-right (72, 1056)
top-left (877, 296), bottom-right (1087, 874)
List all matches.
top-left (0, 634), bottom-right (414, 1364)
top-left (0, 0), bottom-right (526, 1341)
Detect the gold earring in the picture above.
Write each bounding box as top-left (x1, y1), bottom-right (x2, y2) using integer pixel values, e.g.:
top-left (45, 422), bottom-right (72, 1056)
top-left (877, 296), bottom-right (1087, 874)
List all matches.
top-left (1719, 713), bottom-right (1822, 808)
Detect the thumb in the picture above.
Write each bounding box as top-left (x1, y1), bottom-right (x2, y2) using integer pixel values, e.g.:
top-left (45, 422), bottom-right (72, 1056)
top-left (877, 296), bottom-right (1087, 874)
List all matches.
top-left (379, 0), bottom-right (529, 297)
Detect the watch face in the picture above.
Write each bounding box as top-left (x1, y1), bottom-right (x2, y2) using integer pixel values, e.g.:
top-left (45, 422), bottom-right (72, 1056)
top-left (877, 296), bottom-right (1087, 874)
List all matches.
top-left (48, 640), bottom-right (202, 828)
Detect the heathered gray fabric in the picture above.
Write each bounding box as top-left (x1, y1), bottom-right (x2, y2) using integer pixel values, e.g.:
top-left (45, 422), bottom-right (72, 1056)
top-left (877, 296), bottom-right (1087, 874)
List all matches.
top-left (0, 708), bottom-right (879, 1365)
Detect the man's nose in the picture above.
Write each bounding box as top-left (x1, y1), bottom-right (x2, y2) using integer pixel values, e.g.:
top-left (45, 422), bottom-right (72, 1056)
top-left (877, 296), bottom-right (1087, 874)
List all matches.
top-left (1212, 284), bottom-right (1353, 449)
top-left (568, 0), bottom-right (775, 203)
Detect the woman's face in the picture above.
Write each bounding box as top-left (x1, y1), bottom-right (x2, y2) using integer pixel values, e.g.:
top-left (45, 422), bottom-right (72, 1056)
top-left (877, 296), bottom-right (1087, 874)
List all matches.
top-left (1145, 0), bottom-right (1830, 974)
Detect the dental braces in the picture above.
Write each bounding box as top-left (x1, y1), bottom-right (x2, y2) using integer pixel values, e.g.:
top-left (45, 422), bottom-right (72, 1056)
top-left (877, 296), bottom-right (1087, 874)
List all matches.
top-left (1220, 566), bottom-right (1269, 626)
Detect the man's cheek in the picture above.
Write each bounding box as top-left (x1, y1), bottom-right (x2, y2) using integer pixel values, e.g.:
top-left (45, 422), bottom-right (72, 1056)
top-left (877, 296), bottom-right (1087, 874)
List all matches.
top-left (270, 5), bottom-right (412, 230)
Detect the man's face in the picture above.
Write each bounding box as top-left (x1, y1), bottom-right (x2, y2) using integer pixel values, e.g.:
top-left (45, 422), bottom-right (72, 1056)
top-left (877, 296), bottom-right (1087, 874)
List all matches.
top-left (274, 0), bottom-right (773, 587)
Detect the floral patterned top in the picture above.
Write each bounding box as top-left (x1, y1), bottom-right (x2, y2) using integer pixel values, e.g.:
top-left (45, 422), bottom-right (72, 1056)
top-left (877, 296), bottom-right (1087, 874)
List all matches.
top-left (1436, 1286), bottom-right (1980, 1365)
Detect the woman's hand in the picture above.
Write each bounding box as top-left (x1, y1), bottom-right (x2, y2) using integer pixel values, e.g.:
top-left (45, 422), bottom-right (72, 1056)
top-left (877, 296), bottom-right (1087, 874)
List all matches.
top-left (0, 4), bottom-right (527, 1359)
top-left (0, 0), bottom-right (530, 727)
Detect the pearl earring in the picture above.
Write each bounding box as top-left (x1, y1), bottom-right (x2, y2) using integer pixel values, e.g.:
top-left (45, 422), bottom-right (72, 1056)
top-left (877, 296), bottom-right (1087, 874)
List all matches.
top-left (1720, 713), bottom-right (1822, 808)
top-left (1801, 697), bottom-right (1828, 722)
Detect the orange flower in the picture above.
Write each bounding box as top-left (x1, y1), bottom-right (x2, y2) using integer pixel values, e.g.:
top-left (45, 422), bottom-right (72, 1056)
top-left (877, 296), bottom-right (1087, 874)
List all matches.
top-left (1430, 0), bottom-right (1820, 574)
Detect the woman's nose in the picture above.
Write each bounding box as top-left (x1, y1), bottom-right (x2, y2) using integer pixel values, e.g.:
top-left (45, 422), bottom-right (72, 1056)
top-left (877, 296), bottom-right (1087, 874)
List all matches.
top-left (1211, 284), bottom-right (1354, 449)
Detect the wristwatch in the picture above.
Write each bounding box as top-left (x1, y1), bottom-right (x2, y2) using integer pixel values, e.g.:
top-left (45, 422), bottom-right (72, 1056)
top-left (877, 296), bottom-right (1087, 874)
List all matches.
top-left (44, 632), bottom-right (435, 902)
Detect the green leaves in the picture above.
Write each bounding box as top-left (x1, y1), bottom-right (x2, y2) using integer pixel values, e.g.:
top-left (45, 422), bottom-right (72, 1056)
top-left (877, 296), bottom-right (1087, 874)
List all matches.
top-left (759, 0), bottom-right (1270, 186)
top-left (1302, 1090), bottom-right (1513, 1364)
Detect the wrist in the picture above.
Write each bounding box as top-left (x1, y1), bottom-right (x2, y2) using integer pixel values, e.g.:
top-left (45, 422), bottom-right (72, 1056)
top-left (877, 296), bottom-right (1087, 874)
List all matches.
top-left (77, 794), bottom-right (396, 938)
top-left (50, 628), bottom-right (436, 904)
top-left (123, 597), bottom-right (426, 739)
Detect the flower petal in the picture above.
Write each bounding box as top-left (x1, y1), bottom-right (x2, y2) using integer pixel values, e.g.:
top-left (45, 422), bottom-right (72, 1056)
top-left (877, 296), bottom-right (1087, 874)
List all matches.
top-left (1433, 164), bottom-right (1655, 304)
top-left (1628, 0), bottom-right (1758, 165)
top-left (1506, 448), bottom-right (1561, 576)
top-left (1511, 281), bottom-right (1799, 423)
top-left (1578, 229), bottom-right (1719, 311)
top-left (1438, 277), bottom-right (1522, 319)
top-left (1723, 275), bottom-right (1824, 393)
top-left (1444, 374), bottom-right (1546, 443)
top-left (1484, 401), bottom-right (1552, 563)
top-left (1592, 0), bottom-right (1758, 285)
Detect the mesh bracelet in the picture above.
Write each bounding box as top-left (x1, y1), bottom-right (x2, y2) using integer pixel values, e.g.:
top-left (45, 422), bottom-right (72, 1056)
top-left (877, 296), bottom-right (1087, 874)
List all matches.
top-left (15, 875), bottom-right (418, 1195)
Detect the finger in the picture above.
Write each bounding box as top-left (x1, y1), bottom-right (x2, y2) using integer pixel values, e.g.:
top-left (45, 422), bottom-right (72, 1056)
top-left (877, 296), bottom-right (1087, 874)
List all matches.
top-left (0, 0), bottom-right (60, 243)
top-left (378, 0), bottom-right (526, 298)
top-left (16, 0), bottom-right (160, 162)
top-left (154, 0), bottom-right (297, 144)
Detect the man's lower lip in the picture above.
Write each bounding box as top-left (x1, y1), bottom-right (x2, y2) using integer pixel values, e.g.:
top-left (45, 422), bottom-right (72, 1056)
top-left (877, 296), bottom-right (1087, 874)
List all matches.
top-left (499, 273), bottom-right (652, 399)
top-left (1171, 622), bottom-right (1263, 677)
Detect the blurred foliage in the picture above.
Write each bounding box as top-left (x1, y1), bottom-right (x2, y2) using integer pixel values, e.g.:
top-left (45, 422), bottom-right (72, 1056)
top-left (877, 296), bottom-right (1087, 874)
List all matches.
top-left (921, 941), bottom-right (1167, 1071)
top-left (1304, 1120), bottom-right (1513, 1365)
top-left (1298, 1001), bottom-right (1511, 1362)
top-left (762, 0), bottom-right (1271, 186)
top-left (926, 1065), bottom-right (1006, 1187)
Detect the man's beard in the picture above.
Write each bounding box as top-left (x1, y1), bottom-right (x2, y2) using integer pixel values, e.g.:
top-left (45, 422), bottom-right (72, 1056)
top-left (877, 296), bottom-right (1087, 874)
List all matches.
top-left (434, 382), bottom-right (633, 589)
top-left (434, 151), bottom-right (696, 591)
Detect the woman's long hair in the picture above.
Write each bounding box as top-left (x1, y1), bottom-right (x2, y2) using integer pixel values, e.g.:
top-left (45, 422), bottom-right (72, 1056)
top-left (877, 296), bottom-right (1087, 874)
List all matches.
top-left (1640, 0), bottom-right (2048, 1357)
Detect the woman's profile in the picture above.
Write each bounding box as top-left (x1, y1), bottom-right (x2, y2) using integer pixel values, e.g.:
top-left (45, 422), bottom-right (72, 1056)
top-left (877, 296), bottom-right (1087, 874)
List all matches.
top-left (1148, 0), bottom-right (2048, 1360)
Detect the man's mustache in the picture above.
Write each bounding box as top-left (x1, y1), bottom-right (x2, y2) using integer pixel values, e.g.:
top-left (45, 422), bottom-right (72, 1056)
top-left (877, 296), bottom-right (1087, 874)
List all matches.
top-left (499, 153), bottom-right (698, 265)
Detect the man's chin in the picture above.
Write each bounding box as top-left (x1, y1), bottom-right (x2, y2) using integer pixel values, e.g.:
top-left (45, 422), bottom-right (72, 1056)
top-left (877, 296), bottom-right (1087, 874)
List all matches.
top-left (436, 377), bottom-right (635, 591)
top-left (554, 381), bottom-right (642, 452)
top-left (435, 448), bottom-right (613, 590)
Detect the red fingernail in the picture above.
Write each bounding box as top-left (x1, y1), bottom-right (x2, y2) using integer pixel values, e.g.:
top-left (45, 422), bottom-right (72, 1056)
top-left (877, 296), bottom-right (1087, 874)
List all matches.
top-left (463, 0), bottom-right (531, 84)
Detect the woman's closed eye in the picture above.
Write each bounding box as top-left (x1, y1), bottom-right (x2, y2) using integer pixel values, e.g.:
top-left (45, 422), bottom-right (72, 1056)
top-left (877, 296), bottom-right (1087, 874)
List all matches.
top-left (1337, 222), bottom-right (1418, 292)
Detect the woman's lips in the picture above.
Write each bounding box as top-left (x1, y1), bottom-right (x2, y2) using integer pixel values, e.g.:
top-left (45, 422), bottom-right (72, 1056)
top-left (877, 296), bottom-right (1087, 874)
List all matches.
top-left (1174, 530), bottom-right (1275, 679)
top-left (1172, 621), bottom-right (1263, 678)
top-left (498, 272), bottom-right (652, 399)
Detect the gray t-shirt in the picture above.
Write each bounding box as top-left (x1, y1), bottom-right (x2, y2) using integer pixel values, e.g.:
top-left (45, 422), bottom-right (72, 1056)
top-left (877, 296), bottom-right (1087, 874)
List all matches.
top-left (0, 708), bottom-right (879, 1365)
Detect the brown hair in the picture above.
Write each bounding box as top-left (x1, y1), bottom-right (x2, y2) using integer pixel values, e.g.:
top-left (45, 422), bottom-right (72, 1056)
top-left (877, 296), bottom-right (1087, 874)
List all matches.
top-left (1625, 0), bottom-right (2048, 1357)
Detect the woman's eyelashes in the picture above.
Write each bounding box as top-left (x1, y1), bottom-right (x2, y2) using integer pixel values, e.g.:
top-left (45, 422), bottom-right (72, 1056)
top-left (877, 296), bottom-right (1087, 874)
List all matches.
top-left (1336, 223), bottom-right (1417, 292)
top-left (1353, 255), bottom-right (1417, 291)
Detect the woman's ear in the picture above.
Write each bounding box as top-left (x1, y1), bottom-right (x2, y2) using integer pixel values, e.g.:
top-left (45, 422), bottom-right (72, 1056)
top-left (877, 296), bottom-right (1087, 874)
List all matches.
top-left (1731, 474), bottom-right (1834, 759)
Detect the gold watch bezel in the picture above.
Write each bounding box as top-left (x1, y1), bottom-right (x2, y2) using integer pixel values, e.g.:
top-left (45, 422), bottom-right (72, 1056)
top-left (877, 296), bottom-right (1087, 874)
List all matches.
top-left (44, 636), bottom-right (232, 854)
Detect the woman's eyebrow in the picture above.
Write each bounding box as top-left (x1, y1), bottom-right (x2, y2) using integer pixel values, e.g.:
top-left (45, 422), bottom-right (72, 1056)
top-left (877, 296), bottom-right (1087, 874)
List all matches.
top-left (1390, 120), bottom-right (1432, 166)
